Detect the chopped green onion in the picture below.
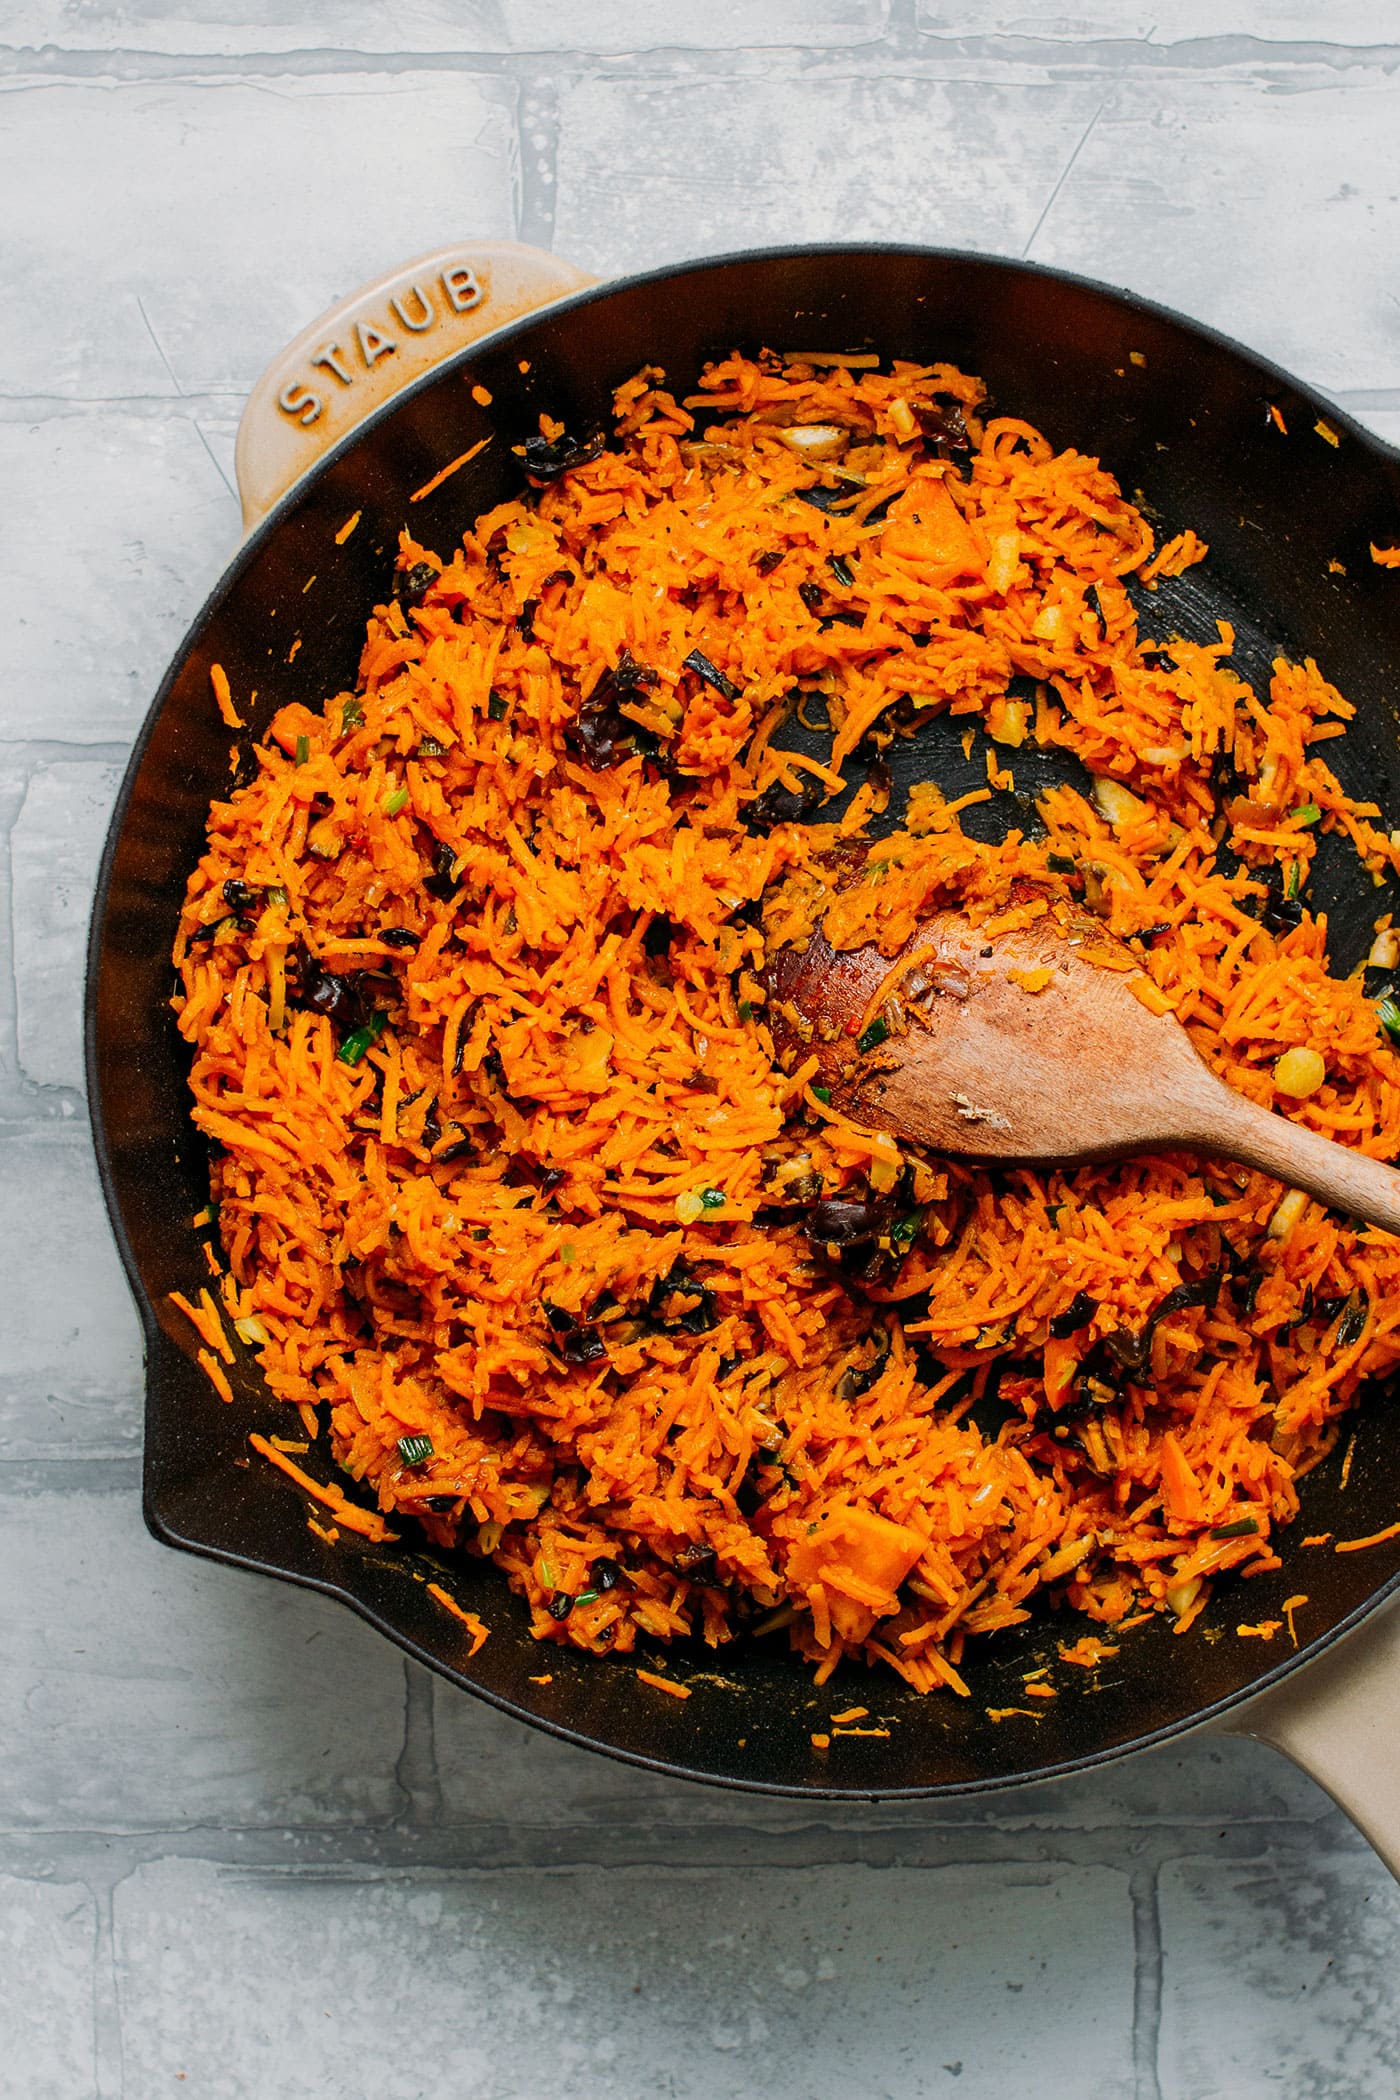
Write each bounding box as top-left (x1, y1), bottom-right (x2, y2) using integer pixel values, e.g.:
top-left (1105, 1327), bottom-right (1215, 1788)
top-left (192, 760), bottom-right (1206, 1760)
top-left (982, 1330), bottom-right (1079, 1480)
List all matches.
top-left (1047, 852), bottom-right (1078, 874)
top-left (294, 734), bottom-right (310, 767)
top-left (341, 699), bottom-right (364, 732)
top-left (1294, 802), bottom-right (1321, 827)
top-left (336, 1010), bottom-right (388, 1066)
top-left (811, 1084), bottom-right (832, 1105)
top-left (1285, 861), bottom-right (1302, 899)
top-left (1209, 1517), bottom-right (1259, 1538)
top-left (890, 1209), bottom-right (923, 1247)
top-left (575, 1589), bottom-right (599, 1606)
top-left (382, 785), bottom-right (409, 817)
top-left (418, 737), bottom-right (445, 758)
top-left (700, 1187), bottom-right (727, 1210)
top-left (1378, 995), bottom-right (1400, 1045)
top-left (737, 1000), bottom-right (753, 1023)
top-left (856, 1016), bottom-right (889, 1053)
top-left (828, 554), bottom-right (855, 588)
top-left (266, 884), bottom-right (288, 909)
top-left (487, 691), bottom-right (507, 722)
top-left (397, 1433), bottom-right (433, 1466)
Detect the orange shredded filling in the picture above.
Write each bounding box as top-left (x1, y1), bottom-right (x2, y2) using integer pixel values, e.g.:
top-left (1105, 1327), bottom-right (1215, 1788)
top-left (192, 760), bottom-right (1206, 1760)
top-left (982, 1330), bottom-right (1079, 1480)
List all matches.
top-left (197, 1348), bottom-right (234, 1406)
top-left (636, 1668), bottom-right (690, 1698)
top-left (426, 1580), bottom-right (490, 1654)
top-left (210, 661), bottom-right (245, 730)
top-left (171, 350), bottom-right (1400, 1696)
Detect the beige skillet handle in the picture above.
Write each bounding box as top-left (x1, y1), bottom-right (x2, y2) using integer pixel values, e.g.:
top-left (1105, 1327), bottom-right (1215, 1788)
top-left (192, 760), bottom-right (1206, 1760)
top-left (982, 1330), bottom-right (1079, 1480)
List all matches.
top-left (1218, 1593), bottom-right (1400, 1877)
top-left (234, 241), bottom-right (598, 532)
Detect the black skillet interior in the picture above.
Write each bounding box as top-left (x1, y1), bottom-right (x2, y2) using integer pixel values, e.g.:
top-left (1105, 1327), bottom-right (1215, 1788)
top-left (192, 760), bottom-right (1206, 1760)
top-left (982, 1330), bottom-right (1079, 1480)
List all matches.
top-left (88, 246), bottom-right (1400, 1797)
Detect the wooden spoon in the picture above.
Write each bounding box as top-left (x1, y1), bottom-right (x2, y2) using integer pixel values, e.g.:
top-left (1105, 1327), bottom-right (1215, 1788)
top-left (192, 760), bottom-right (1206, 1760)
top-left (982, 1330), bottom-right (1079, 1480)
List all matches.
top-left (768, 894), bottom-right (1400, 1236)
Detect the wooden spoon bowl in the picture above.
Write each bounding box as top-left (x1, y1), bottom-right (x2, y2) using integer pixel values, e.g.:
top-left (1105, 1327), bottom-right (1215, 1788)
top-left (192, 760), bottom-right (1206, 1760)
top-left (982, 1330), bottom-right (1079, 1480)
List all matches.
top-left (769, 893), bottom-right (1400, 1236)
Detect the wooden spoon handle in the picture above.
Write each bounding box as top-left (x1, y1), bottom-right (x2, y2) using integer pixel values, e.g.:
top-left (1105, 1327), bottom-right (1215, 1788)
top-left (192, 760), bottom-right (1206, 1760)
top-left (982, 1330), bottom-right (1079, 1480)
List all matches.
top-left (1187, 1078), bottom-right (1400, 1237)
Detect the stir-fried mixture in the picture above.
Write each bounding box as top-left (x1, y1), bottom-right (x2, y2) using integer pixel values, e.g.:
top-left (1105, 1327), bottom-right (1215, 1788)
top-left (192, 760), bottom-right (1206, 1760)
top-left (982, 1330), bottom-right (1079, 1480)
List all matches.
top-left (173, 350), bottom-right (1400, 1692)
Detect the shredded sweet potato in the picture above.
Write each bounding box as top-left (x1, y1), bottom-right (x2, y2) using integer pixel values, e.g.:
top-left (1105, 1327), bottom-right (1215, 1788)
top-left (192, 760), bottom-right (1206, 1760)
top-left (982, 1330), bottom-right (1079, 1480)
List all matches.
top-left (172, 350), bottom-right (1400, 1694)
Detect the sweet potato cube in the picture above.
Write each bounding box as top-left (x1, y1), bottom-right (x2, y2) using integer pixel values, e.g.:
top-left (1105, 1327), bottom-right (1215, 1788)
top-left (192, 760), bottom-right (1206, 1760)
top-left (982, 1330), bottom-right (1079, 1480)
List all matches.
top-left (787, 1503), bottom-right (925, 1607)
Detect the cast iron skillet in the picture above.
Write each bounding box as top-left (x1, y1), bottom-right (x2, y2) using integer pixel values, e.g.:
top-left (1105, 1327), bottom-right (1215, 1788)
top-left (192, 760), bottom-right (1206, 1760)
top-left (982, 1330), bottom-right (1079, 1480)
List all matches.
top-left (87, 241), bottom-right (1400, 1850)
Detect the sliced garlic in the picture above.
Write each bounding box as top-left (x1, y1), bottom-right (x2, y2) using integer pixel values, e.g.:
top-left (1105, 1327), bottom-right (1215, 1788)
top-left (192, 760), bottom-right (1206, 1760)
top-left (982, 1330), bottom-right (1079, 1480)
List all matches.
top-left (776, 424), bottom-right (847, 459)
top-left (1267, 1187), bottom-right (1311, 1241)
top-left (1092, 775), bottom-right (1147, 829)
top-left (887, 397), bottom-right (918, 442)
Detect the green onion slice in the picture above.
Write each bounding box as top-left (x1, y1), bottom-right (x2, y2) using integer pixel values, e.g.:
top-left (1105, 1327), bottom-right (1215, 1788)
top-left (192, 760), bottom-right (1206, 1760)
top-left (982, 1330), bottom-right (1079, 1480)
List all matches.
top-left (337, 1010), bottom-right (388, 1066)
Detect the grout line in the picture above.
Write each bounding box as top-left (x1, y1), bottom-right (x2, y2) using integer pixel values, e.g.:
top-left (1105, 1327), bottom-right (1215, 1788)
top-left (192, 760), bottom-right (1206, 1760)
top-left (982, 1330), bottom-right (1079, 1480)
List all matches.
top-left (0, 737), bottom-right (129, 1119)
top-left (0, 1819), bottom-right (1353, 1878)
top-left (0, 740), bottom-right (132, 763)
top-left (90, 1871), bottom-right (126, 2100)
top-left (1130, 1861), bottom-right (1165, 2100)
top-left (393, 1660), bottom-right (443, 1828)
top-left (193, 415), bottom-right (238, 501)
top-left (0, 35), bottom-right (1398, 85)
top-left (0, 391), bottom-right (245, 413)
top-left (0, 1458), bottom-right (143, 1492)
top-left (1022, 97), bottom-right (1105, 260)
top-left (0, 760), bottom-right (27, 1117)
top-left (515, 70), bottom-right (563, 253)
top-left (134, 293), bottom-right (185, 398)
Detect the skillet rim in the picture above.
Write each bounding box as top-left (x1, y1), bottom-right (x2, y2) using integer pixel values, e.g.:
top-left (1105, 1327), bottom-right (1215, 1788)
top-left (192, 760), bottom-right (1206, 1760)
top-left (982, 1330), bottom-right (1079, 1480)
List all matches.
top-left (85, 238), bottom-right (1400, 1798)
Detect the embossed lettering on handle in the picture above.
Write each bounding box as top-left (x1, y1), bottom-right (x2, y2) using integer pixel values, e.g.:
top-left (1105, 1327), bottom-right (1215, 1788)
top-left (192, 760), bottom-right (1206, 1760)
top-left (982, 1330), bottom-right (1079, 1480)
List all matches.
top-left (235, 241), bottom-right (596, 532)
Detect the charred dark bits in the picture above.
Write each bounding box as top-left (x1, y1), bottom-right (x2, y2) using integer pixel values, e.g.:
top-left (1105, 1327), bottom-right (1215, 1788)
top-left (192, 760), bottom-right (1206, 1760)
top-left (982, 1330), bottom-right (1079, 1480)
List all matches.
top-left (564, 651), bottom-right (664, 771)
top-left (1260, 867), bottom-right (1305, 935)
top-left (745, 777), bottom-right (823, 834)
top-left (646, 1263), bottom-right (718, 1337)
top-left (543, 1302), bottom-right (607, 1366)
top-left (683, 649), bottom-right (743, 702)
top-left (424, 839), bottom-right (462, 902)
top-left (286, 943), bottom-right (364, 1033)
top-left (803, 1197), bottom-right (899, 1282)
top-left (393, 560), bottom-right (437, 608)
top-left (915, 399), bottom-right (972, 468)
top-left (522, 429), bottom-right (606, 483)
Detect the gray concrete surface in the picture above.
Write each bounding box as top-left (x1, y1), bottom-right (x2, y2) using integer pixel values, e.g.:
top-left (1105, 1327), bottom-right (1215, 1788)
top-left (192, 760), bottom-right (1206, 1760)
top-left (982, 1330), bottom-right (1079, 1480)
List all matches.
top-left (4, 3), bottom-right (1400, 2093)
